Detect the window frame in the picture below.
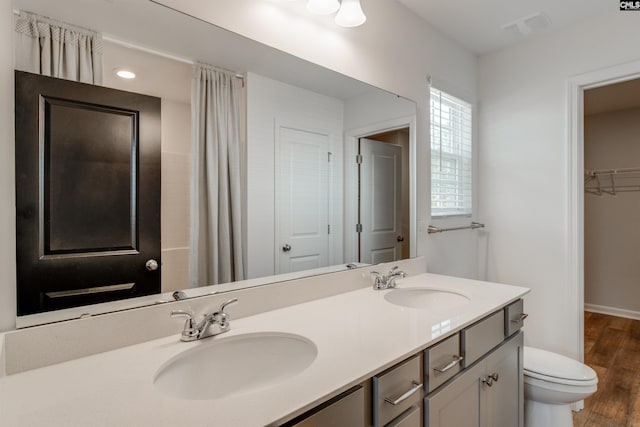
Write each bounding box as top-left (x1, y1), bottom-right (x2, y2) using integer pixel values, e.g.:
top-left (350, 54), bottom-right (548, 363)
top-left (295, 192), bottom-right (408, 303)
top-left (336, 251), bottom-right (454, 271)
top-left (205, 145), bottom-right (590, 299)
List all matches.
top-left (429, 87), bottom-right (473, 218)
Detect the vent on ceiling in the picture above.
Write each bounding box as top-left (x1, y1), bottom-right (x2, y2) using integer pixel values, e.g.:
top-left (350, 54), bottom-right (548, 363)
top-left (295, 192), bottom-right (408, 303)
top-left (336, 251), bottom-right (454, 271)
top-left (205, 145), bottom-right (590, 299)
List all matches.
top-left (501, 12), bottom-right (551, 36)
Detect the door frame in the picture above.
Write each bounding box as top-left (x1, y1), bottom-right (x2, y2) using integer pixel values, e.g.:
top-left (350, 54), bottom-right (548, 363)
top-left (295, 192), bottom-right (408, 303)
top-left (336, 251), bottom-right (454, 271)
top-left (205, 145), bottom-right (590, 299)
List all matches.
top-left (344, 115), bottom-right (417, 263)
top-left (567, 59), bottom-right (640, 372)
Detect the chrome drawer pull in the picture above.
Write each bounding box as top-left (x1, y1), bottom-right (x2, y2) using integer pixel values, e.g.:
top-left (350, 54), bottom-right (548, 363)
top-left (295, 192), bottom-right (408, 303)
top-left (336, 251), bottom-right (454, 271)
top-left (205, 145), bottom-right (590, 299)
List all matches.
top-left (433, 355), bottom-right (464, 373)
top-left (510, 313), bottom-right (529, 323)
top-left (384, 381), bottom-right (423, 405)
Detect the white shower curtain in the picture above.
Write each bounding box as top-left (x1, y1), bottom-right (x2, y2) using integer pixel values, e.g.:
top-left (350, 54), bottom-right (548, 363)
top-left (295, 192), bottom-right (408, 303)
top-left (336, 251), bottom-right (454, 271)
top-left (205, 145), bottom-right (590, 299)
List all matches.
top-left (190, 64), bottom-right (245, 287)
top-left (14, 11), bottom-right (103, 84)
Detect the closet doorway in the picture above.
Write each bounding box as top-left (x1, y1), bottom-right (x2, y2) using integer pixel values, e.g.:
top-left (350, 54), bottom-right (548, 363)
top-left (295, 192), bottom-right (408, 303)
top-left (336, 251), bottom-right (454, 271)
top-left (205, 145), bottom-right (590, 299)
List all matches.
top-left (575, 79), bottom-right (640, 426)
top-left (583, 79), bottom-right (640, 319)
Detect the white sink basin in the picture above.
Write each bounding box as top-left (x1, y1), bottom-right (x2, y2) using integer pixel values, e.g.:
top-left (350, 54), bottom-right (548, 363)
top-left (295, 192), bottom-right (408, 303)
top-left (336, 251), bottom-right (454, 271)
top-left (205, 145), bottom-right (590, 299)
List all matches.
top-left (384, 287), bottom-right (471, 310)
top-left (154, 332), bottom-right (317, 400)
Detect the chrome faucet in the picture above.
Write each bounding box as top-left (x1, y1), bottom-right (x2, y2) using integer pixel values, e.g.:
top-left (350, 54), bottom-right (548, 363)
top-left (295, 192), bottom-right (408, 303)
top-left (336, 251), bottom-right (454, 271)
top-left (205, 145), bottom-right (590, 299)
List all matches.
top-left (171, 298), bottom-right (238, 342)
top-left (371, 266), bottom-right (407, 290)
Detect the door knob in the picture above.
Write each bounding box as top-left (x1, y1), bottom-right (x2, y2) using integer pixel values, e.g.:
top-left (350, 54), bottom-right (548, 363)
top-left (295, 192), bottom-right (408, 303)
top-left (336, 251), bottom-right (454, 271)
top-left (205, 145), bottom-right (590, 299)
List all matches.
top-left (146, 259), bottom-right (159, 271)
top-left (397, 235), bottom-right (405, 242)
top-left (282, 244), bottom-right (292, 252)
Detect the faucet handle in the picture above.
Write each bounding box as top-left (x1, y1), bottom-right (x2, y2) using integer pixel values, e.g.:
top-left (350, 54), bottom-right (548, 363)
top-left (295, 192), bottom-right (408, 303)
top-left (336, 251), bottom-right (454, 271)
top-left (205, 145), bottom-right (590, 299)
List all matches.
top-left (214, 298), bottom-right (238, 330)
top-left (389, 266), bottom-right (399, 274)
top-left (370, 271), bottom-right (385, 290)
top-left (219, 298), bottom-right (238, 314)
top-left (171, 308), bottom-right (193, 318)
top-left (171, 309), bottom-right (195, 328)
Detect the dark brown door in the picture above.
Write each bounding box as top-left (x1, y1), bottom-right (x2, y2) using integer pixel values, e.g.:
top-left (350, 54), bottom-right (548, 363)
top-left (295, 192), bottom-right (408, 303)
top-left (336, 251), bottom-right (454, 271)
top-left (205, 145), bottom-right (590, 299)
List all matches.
top-left (15, 71), bottom-right (161, 316)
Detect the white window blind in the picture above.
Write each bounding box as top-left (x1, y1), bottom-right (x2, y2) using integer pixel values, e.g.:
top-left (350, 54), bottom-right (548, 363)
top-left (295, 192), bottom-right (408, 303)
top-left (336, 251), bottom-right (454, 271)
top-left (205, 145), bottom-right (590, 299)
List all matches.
top-left (430, 87), bottom-right (473, 217)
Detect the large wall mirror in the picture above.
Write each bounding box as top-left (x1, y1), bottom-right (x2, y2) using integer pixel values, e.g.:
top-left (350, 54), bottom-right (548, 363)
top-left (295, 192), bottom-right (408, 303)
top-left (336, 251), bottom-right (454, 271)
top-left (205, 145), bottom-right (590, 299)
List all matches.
top-left (13, 0), bottom-right (417, 327)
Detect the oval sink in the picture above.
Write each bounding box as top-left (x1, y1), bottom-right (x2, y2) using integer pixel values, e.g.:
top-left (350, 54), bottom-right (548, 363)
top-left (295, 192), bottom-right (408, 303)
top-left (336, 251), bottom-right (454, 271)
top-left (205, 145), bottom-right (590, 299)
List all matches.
top-left (384, 288), bottom-right (471, 310)
top-left (154, 332), bottom-right (317, 400)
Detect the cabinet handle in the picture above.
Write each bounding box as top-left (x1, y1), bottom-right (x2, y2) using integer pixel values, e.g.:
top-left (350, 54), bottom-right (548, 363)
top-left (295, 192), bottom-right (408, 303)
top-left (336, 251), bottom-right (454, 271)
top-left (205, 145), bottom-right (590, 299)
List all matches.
top-left (433, 355), bottom-right (464, 373)
top-left (384, 381), bottom-right (423, 405)
top-left (510, 313), bottom-right (528, 323)
top-left (482, 372), bottom-right (499, 387)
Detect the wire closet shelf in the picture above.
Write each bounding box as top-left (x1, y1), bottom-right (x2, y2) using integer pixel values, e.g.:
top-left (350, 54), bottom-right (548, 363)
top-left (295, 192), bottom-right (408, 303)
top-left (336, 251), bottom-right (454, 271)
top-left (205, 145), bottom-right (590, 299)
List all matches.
top-left (585, 167), bottom-right (640, 196)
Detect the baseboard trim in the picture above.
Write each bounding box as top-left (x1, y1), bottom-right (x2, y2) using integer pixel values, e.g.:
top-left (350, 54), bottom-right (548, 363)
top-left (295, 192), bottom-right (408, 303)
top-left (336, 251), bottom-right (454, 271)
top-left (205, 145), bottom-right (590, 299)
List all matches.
top-left (585, 304), bottom-right (640, 321)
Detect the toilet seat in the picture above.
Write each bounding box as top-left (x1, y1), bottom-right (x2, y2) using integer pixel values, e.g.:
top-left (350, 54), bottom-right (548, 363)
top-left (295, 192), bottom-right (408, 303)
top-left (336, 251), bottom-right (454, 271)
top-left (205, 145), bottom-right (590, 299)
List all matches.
top-left (523, 346), bottom-right (597, 386)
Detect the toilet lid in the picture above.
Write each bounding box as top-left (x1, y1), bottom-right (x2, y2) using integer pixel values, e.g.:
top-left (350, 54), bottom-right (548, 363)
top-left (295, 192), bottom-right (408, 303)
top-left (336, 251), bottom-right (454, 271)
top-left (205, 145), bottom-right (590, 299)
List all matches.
top-left (524, 346), bottom-right (597, 384)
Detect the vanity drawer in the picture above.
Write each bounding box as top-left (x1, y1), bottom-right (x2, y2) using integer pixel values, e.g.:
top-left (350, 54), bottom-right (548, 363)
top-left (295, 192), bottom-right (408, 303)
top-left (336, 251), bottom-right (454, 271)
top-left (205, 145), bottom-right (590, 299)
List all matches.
top-left (385, 404), bottom-right (421, 427)
top-left (504, 299), bottom-right (527, 337)
top-left (373, 354), bottom-right (423, 427)
top-left (461, 310), bottom-right (504, 367)
top-left (424, 333), bottom-right (462, 392)
top-left (284, 386), bottom-right (365, 427)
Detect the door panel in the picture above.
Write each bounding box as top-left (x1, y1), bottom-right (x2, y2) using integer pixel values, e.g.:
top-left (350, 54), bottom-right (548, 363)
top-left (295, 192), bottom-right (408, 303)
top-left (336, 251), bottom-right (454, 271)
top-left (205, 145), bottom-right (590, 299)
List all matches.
top-left (359, 138), bottom-right (402, 263)
top-left (15, 71), bottom-right (161, 316)
top-left (46, 98), bottom-right (137, 254)
top-left (371, 248), bottom-right (397, 265)
top-left (277, 126), bottom-right (330, 274)
top-left (483, 333), bottom-right (523, 427)
top-left (425, 361), bottom-right (483, 427)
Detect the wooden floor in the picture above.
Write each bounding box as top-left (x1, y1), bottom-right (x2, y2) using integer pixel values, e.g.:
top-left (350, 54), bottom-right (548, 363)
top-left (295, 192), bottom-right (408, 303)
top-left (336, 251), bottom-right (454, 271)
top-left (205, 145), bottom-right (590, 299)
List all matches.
top-left (573, 312), bottom-right (640, 427)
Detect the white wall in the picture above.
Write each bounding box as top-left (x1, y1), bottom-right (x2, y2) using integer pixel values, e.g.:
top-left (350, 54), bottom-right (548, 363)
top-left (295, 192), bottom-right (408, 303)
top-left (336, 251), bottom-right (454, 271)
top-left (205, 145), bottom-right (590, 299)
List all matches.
top-left (160, 100), bottom-right (191, 293)
top-left (343, 89), bottom-right (417, 130)
top-left (246, 72), bottom-right (344, 278)
top-left (584, 108), bottom-right (640, 316)
top-left (477, 12), bottom-right (640, 357)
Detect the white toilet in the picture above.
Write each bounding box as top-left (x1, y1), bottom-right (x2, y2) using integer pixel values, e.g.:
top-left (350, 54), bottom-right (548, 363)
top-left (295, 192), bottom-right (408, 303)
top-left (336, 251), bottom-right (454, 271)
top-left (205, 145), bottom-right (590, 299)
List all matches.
top-left (523, 346), bottom-right (598, 427)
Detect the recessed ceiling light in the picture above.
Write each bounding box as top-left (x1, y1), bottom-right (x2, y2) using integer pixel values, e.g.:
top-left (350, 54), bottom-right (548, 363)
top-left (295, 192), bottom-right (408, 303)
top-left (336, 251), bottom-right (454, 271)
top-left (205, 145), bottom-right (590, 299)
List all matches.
top-left (115, 69), bottom-right (136, 79)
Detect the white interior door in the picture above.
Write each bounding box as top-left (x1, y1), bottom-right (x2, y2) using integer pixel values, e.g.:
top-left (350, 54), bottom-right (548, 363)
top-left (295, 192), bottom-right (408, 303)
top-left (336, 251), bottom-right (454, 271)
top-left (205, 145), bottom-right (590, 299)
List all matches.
top-left (359, 138), bottom-right (402, 263)
top-left (277, 126), bottom-right (330, 274)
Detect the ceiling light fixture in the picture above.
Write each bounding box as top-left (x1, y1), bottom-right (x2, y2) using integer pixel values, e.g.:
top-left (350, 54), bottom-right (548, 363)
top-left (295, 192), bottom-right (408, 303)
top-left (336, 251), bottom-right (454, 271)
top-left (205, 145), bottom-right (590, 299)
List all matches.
top-left (307, 0), bottom-right (340, 15)
top-left (334, 0), bottom-right (366, 27)
top-left (115, 69), bottom-right (136, 79)
top-left (298, 0), bottom-right (366, 27)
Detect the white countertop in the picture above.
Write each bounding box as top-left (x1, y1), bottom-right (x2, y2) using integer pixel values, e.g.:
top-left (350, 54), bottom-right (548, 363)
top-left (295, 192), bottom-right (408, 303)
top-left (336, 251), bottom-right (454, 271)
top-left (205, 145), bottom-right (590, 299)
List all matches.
top-left (0, 273), bottom-right (529, 427)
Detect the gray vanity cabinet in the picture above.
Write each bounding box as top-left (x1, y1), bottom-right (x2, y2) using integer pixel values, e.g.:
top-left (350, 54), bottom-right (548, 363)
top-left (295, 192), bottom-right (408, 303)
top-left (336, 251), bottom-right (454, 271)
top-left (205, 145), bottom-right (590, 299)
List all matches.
top-left (279, 300), bottom-right (525, 427)
top-left (425, 332), bottom-right (523, 427)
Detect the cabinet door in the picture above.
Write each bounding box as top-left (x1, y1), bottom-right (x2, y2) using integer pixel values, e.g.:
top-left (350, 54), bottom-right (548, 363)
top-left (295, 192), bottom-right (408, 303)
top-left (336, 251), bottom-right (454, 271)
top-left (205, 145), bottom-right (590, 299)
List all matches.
top-left (425, 361), bottom-right (483, 427)
top-left (482, 332), bottom-right (523, 427)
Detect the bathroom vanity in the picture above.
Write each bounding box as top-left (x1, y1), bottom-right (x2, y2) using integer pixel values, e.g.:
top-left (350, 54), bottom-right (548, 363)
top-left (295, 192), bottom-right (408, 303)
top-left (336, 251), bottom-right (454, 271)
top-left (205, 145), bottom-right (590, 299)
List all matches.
top-left (288, 299), bottom-right (525, 427)
top-left (0, 271), bottom-right (528, 426)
